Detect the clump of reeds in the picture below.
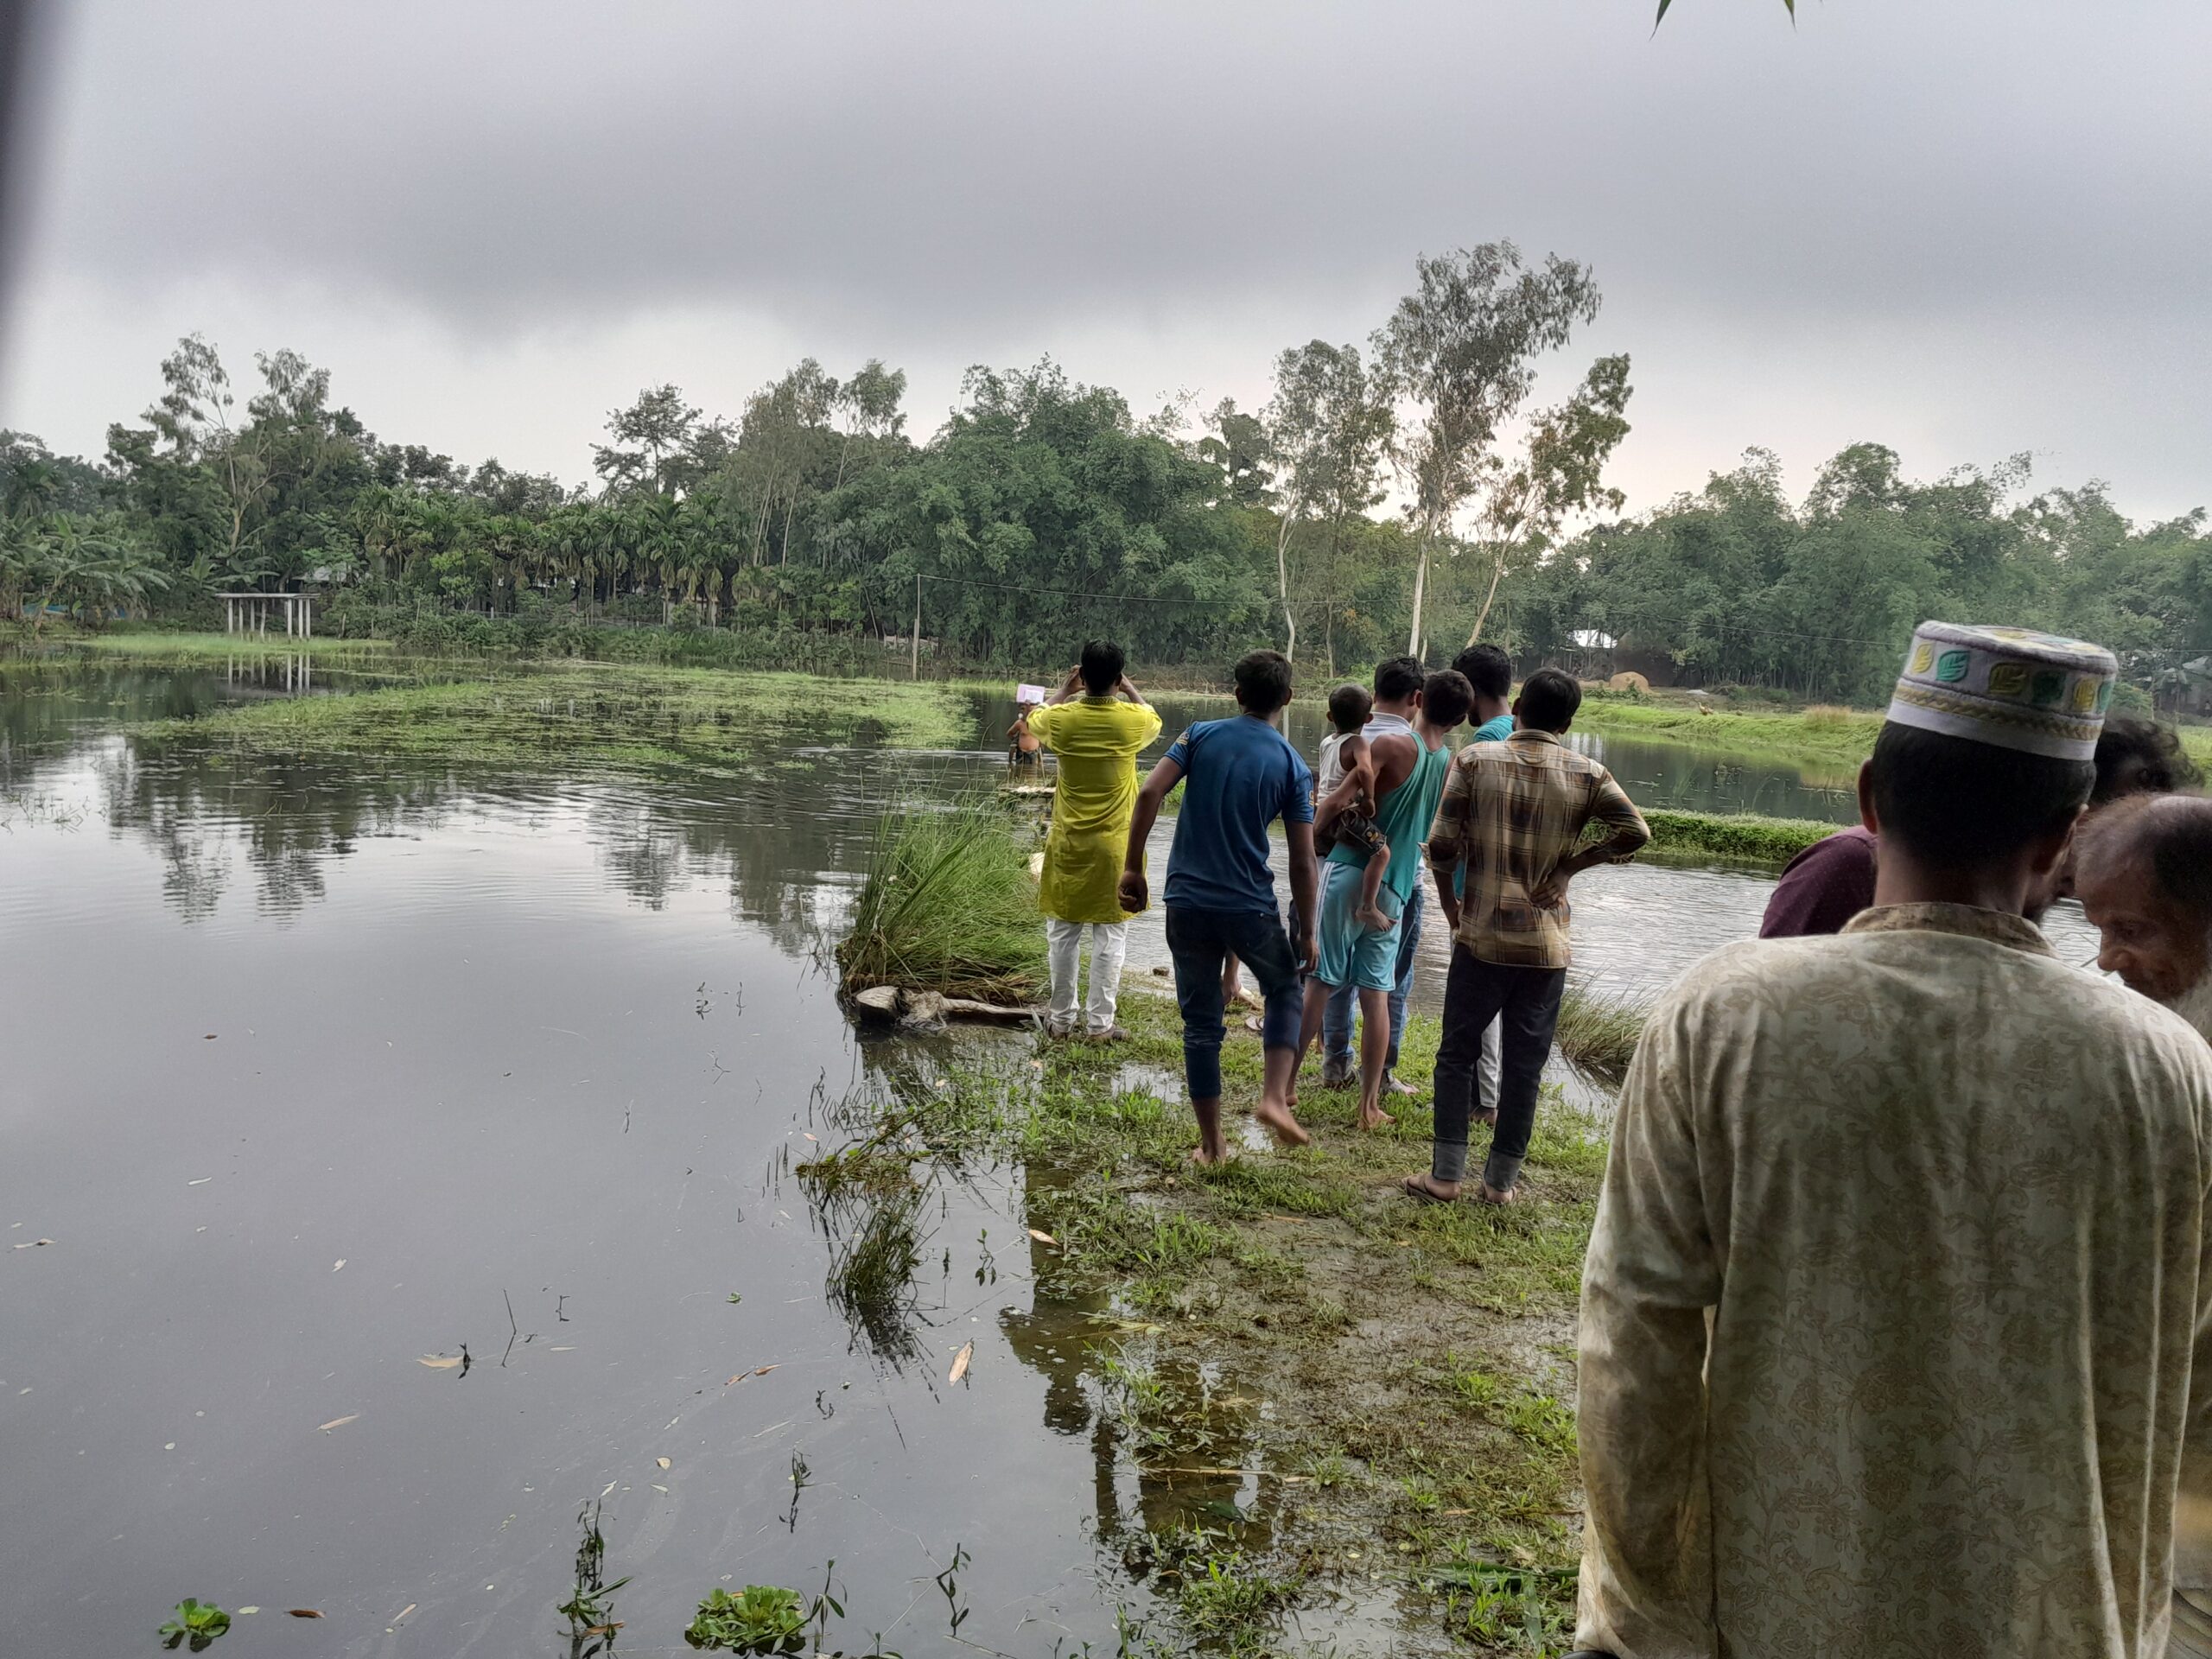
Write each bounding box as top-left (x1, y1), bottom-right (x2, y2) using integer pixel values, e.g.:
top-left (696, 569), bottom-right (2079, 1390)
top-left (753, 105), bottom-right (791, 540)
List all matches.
top-left (818, 1178), bottom-right (931, 1365)
top-left (1553, 979), bottom-right (1649, 1082)
top-left (836, 802), bottom-right (1046, 1001)
top-left (1801, 703), bottom-right (1860, 729)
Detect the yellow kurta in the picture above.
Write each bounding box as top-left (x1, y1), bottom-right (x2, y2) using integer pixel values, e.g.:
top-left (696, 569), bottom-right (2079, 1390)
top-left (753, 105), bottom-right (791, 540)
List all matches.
top-left (1025, 696), bottom-right (1162, 925)
top-left (1577, 904), bottom-right (2212, 1659)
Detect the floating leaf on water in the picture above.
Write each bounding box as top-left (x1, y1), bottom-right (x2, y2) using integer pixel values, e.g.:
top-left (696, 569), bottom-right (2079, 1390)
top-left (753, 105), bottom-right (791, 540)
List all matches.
top-left (601, 1480), bottom-right (616, 1497)
top-left (204, 1034), bottom-right (218, 1040)
top-left (187, 1178), bottom-right (213, 1186)
top-left (803, 1132), bottom-right (817, 1141)
top-left (655, 1457), bottom-right (671, 1470)
top-left (948, 1340), bottom-right (974, 1385)
top-left (287, 1609), bottom-right (323, 1618)
top-left (237, 1607), bottom-right (258, 1616)
top-left (1027, 1229), bottom-right (1057, 1246)
top-left (316, 1414), bottom-right (359, 1433)
top-left (417, 1356), bottom-right (462, 1370)
top-left (332, 1260), bottom-right (346, 1272)
top-left (392, 1605), bottom-right (415, 1622)
top-left (549, 1344), bottom-right (575, 1351)
top-left (11, 1238), bottom-right (54, 1249)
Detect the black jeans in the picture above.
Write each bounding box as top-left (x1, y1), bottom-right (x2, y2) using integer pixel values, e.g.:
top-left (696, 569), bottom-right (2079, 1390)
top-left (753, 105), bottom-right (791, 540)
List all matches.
top-left (1431, 944), bottom-right (1566, 1192)
top-left (1163, 905), bottom-right (1303, 1100)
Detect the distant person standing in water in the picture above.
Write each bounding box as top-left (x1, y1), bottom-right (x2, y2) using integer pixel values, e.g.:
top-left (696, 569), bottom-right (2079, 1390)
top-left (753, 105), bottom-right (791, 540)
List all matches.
top-left (1024, 641), bottom-right (1160, 1040)
top-left (1121, 649), bottom-right (1318, 1163)
top-left (1758, 711), bottom-right (2202, 938)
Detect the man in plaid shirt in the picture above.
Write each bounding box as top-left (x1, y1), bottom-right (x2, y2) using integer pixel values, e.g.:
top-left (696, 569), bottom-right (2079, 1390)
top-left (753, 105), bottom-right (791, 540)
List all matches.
top-left (1409, 667), bottom-right (1649, 1205)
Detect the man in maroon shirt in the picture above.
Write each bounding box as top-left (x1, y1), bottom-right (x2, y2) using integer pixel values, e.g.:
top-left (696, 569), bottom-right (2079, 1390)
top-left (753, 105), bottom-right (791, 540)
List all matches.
top-left (1758, 714), bottom-right (2200, 939)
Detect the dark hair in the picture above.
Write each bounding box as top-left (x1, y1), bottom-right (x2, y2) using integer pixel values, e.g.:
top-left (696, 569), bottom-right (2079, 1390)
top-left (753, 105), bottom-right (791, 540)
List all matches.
top-left (1868, 722), bottom-right (2094, 870)
top-left (1326, 682), bottom-right (1372, 734)
top-left (1233, 649), bottom-right (1295, 715)
top-left (1452, 643), bottom-right (1513, 702)
top-left (2077, 793), bottom-right (2212, 928)
top-left (1374, 655), bottom-right (1425, 703)
top-left (1516, 667), bottom-right (1582, 733)
top-left (1079, 639), bottom-right (1126, 696)
top-left (1422, 670), bottom-right (1476, 731)
top-left (2092, 714), bottom-right (2203, 805)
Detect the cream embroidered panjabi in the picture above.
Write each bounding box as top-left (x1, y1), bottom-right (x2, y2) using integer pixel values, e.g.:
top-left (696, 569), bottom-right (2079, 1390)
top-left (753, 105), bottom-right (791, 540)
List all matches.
top-left (1577, 903), bottom-right (2212, 1659)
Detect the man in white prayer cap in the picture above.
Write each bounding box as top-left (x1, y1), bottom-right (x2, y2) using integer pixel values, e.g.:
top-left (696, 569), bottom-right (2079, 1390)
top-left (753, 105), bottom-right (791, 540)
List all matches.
top-left (1574, 623), bottom-right (2212, 1659)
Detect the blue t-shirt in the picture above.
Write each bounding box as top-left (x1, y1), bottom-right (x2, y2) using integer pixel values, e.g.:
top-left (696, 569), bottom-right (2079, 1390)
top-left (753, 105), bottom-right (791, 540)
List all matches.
top-left (1162, 715), bottom-right (1314, 913)
top-left (1452, 714), bottom-right (1518, 898)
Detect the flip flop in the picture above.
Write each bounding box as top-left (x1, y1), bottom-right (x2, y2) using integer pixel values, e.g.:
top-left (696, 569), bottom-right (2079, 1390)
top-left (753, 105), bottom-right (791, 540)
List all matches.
top-left (1401, 1175), bottom-right (1457, 1205)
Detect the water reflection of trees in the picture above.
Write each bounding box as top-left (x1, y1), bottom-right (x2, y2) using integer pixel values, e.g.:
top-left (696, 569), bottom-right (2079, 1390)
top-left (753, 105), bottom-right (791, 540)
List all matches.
top-left (85, 729), bottom-right (995, 939)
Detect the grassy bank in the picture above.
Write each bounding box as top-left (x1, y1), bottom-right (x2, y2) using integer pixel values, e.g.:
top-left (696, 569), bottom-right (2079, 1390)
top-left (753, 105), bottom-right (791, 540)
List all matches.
top-left (75, 629), bottom-right (397, 661)
top-left (1637, 806), bottom-right (1835, 866)
top-left (816, 994), bottom-right (1604, 1656)
top-left (132, 664), bottom-right (975, 764)
top-left (1573, 695), bottom-right (1882, 766)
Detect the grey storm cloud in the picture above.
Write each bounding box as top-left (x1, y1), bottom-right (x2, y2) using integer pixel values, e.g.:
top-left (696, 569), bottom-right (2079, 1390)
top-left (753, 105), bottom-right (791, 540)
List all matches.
top-left (4, 0), bottom-right (2210, 512)
top-left (29, 0), bottom-right (2211, 333)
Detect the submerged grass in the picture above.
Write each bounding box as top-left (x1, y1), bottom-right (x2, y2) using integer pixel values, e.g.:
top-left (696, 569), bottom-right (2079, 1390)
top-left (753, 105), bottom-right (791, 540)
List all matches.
top-left (836, 803), bottom-right (1046, 1001)
top-left (132, 663), bottom-right (974, 763)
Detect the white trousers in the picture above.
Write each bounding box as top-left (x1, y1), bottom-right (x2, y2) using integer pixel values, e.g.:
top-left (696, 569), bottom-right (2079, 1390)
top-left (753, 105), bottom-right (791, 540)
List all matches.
top-left (1046, 918), bottom-right (1129, 1034)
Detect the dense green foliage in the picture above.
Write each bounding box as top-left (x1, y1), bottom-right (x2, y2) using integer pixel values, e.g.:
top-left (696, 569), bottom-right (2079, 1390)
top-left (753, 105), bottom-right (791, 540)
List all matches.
top-left (1514, 447), bottom-right (2212, 704)
top-left (6, 259), bottom-right (2207, 699)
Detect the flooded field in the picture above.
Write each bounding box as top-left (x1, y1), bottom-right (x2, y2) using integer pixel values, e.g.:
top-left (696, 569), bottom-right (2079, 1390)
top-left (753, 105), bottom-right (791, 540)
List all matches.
top-left (1, 658), bottom-right (2095, 1656)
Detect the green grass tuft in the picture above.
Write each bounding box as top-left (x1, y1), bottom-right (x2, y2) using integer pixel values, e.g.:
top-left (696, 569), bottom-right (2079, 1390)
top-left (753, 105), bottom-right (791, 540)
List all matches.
top-left (836, 802), bottom-right (1046, 1001)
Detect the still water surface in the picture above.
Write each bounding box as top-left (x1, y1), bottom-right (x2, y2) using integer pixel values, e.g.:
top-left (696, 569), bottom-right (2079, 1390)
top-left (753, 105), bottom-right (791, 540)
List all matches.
top-left (1, 661), bottom-right (2094, 1656)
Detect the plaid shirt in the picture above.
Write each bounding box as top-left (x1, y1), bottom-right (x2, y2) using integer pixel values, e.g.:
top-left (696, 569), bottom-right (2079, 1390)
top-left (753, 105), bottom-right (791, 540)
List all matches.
top-left (1426, 729), bottom-right (1650, 968)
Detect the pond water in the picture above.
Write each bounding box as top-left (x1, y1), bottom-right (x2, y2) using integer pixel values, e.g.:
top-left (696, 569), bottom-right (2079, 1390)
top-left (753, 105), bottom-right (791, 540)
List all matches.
top-left (1, 658), bottom-right (2096, 1657)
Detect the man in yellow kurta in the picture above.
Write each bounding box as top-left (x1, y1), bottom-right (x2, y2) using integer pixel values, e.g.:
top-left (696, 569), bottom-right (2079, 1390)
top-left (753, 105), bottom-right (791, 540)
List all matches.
top-left (1577, 623), bottom-right (2212, 1659)
top-left (1024, 640), bottom-right (1161, 1039)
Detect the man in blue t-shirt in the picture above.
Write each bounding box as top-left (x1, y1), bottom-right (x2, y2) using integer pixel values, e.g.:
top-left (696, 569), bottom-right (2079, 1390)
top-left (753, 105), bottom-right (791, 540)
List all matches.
top-left (1120, 649), bottom-right (1319, 1163)
top-left (1319, 643), bottom-right (1515, 1101)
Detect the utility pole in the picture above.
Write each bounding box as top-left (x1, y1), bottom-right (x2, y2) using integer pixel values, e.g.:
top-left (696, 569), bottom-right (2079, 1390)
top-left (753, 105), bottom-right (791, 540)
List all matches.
top-left (910, 572), bottom-right (921, 679)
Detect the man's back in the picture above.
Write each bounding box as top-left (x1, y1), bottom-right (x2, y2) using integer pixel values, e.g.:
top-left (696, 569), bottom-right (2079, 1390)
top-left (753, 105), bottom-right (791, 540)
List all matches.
top-left (1579, 903), bottom-right (2212, 1656)
top-left (1028, 696), bottom-right (1161, 835)
top-left (1163, 716), bottom-right (1312, 913)
top-left (1431, 729), bottom-right (1647, 968)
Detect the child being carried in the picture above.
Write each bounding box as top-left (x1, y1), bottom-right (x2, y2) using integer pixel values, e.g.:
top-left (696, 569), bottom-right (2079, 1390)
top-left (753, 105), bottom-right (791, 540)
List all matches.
top-left (1314, 683), bottom-right (1396, 935)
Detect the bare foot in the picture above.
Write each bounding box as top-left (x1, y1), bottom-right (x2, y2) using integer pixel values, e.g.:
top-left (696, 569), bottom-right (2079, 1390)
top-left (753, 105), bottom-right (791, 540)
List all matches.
top-left (1254, 1097), bottom-right (1313, 1148)
top-left (1190, 1141), bottom-right (1230, 1167)
top-left (1402, 1173), bottom-right (1459, 1204)
top-left (1383, 1073), bottom-right (1419, 1097)
top-left (1357, 1104), bottom-right (1395, 1131)
top-left (1355, 906), bottom-right (1393, 934)
top-left (1476, 1180), bottom-right (1517, 1205)
top-left (1474, 1105), bottom-right (1498, 1128)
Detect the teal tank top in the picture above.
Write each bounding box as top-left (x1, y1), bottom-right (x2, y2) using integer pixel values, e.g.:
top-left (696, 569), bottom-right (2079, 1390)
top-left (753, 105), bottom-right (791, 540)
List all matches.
top-left (1327, 732), bottom-right (1451, 906)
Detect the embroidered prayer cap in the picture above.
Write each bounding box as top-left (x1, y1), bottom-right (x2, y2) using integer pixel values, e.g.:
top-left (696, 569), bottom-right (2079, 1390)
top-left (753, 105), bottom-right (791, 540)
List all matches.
top-left (1886, 622), bottom-right (2117, 761)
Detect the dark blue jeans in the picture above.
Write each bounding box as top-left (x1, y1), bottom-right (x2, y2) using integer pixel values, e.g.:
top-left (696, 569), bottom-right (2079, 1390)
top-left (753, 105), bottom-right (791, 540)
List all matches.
top-left (1165, 905), bottom-right (1303, 1100)
top-left (1432, 944), bottom-right (1565, 1192)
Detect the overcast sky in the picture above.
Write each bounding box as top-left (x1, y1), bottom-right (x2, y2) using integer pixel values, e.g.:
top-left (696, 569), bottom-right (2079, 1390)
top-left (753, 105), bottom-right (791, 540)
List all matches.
top-left (3, 0), bottom-right (2207, 523)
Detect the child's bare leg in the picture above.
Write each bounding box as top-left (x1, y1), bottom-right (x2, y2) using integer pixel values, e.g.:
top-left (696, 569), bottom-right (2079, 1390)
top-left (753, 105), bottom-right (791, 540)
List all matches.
top-left (1353, 842), bottom-right (1395, 933)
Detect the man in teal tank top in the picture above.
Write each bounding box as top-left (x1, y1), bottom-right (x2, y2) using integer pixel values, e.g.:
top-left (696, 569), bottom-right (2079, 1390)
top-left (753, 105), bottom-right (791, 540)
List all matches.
top-left (1297, 664), bottom-right (1474, 1131)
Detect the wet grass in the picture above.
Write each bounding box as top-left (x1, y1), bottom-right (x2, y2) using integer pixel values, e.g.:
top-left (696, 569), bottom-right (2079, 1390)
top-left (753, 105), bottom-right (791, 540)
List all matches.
top-left (132, 663), bottom-right (975, 763)
top-left (820, 991), bottom-right (1607, 1655)
top-left (1551, 980), bottom-right (1648, 1083)
top-left (836, 803), bottom-right (1047, 1001)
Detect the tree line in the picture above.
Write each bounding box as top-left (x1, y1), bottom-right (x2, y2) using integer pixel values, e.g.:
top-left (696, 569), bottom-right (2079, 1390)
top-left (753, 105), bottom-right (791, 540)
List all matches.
top-left (1, 238), bottom-right (2205, 704)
